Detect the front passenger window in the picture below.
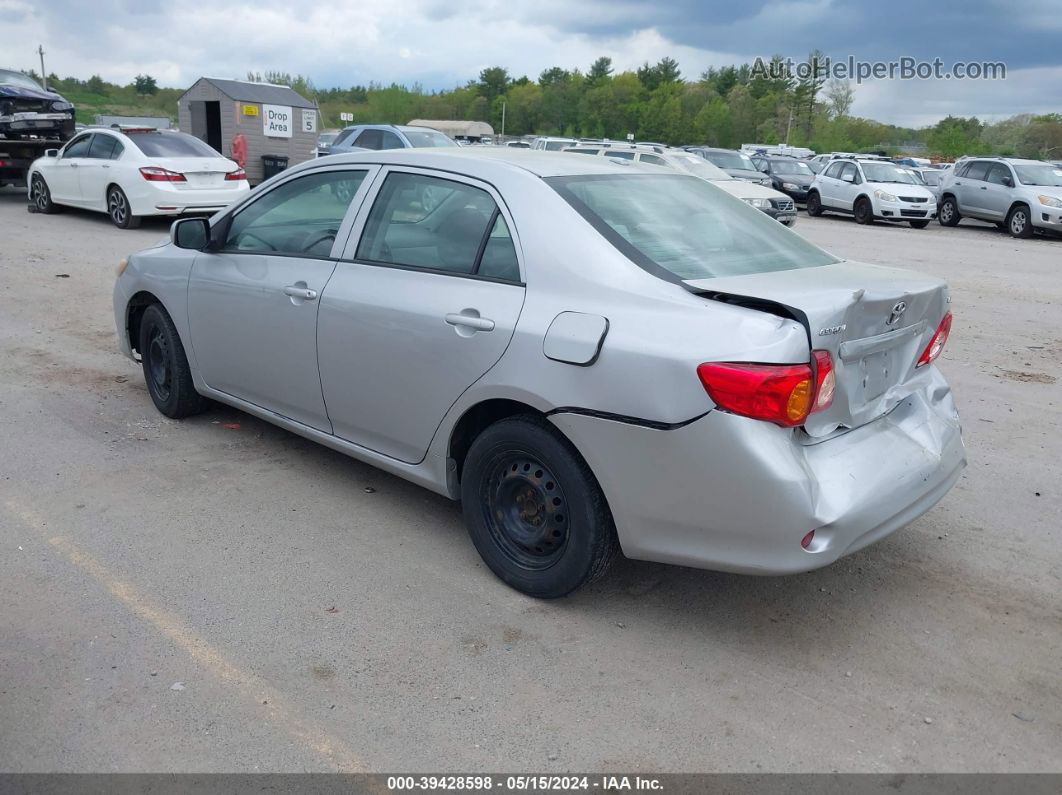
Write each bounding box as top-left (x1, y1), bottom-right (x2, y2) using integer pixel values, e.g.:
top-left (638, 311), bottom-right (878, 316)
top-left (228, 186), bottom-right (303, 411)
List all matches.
top-left (223, 170), bottom-right (367, 256)
top-left (62, 135), bottom-right (92, 158)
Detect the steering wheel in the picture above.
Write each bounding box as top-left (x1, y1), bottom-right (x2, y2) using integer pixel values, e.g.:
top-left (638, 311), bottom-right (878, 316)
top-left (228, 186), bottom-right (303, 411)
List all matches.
top-left (302, 229), bottom-right (337, 253)
top-left (238, 231), bottom-right (277, 251)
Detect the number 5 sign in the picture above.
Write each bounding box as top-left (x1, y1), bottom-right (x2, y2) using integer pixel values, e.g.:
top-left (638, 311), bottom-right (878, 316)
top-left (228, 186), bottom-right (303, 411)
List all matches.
top-left (301, 109), bottom-right (317, 133)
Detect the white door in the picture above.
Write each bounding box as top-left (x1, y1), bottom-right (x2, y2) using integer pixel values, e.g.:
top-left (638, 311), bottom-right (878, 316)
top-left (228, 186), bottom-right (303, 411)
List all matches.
top-left (47, 132), bottom-right (93, 204)
top-left (77, 132), bottom-right (125, 210)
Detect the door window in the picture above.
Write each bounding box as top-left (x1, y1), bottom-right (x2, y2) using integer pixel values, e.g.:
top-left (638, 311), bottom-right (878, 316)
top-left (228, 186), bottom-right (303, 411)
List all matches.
top-left (88, 134), bottom-right (123, 160)
top-left (356, 171), bottom-right (517, 278)
top-left (639, 154), bottom-right (668, 166)
top-left (985, 164), bottom-right (1012, 185)
top-left (823, 161), bottom-right (844, 179)
top-left (354, 129), bottom-right (384, 149)
top-left (840, 163), bottom-right (859, 183)
top-left (62, 134), bottom-right (93, 158)
top-left (223, 169), bottom-right (368, 257)
top-left (963, 161), bottom-right (991, 181)
top-left (378, 130), bottom-right (404, 150)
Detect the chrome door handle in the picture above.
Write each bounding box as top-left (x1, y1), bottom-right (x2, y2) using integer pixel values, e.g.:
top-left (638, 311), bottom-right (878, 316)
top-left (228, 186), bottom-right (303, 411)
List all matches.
top-left (283, 285), bottom-right (318, 300)
top-left (445, 313), bottom-right (494, 331)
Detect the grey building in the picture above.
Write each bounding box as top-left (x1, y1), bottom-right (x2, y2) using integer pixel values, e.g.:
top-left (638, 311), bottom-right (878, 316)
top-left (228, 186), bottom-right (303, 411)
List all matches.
top-left (177, 77), bottom-right (318, 184)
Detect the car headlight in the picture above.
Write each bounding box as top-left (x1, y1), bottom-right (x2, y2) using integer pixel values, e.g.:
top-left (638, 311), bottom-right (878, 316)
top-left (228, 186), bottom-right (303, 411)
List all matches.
top-left (51, 101), bottom-right (74, 111)
top-left (1038, 195), bottom-right (1062, 208)
top-left (874, 189), bottom-right (898, 202)
top-left (782, 182), bottom-right (799, 191)
top-left (744, 198), bottom-right (772, 209)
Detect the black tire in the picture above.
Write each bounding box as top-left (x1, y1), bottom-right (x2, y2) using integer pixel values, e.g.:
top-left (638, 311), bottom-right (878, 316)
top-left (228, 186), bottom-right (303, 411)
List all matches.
top-left (938, 196), bottom-right (961, 226)
top-left (805, 191), bottom-right (823, 217)
top-left (107, 185), bottom-right (141, 229)
top-left (854, 197), bottom-right (873, 225)
top-left (138, 303), bottom-right (207, 419)
top-left (1006, 204), bottom-right (1034, 239)
top-left (910, 220), bottom-right (930, 229)
top-left (460, 415), bottom-right (619, 598)
top-left (30, 173), bottom-right (61, 214)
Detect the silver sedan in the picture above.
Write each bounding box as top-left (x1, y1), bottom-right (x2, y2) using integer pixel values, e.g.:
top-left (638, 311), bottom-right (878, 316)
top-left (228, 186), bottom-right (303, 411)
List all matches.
top-left (113, 149), bottom-right (965, 597)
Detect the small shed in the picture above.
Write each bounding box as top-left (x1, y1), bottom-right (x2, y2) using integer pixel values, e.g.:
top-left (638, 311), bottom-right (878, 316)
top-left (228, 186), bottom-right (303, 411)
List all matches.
top-left (407, 119), bottom-right (494, 142)
top-left (178, 77), bottom-right (318, 183)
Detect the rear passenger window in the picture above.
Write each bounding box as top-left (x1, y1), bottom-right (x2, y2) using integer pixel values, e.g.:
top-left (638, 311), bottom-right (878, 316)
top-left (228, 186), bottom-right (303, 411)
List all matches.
top-left (88, 135), bottom-right (121, 160)
top-left (378, 130), bottom-right (404, 150)
top-left (356, 172), bottom-right (518, 279)
top-left (354, 129), bottom-right (383, 149)
top-left (964, 162), bottom-right (990, 181)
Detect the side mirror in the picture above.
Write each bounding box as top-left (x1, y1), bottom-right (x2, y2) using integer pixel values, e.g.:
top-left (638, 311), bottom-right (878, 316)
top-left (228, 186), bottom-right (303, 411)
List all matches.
top-left (1001, 176), bottom-right (1013, 187)
top-left (45, 149), bottom-right (59, 158)
top-left (171, 217), bottom-right (210, 250)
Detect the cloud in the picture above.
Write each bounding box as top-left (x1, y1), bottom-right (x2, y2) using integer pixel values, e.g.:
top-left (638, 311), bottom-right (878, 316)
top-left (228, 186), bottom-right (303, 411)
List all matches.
top-left (4, 0), bottom-right (1056, 126)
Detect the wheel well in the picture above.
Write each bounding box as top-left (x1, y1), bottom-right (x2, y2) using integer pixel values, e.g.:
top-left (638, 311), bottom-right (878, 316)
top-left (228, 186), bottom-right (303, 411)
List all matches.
top-left (941, 192), bottom-right (956, 202)
top-left (126, 291), bottom-right (161, 355)
top-left (448, 399), bottom-right (546, 483)
top-left (1007, 201), bottom-right (1030, 215)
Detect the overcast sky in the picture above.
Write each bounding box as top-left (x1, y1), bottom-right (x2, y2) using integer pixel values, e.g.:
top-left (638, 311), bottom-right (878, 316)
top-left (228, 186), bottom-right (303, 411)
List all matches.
top-left (7, 0), bottom-right (1060, 127)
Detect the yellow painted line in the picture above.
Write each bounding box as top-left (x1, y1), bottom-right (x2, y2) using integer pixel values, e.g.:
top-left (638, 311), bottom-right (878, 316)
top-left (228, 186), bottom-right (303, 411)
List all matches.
top-left (5, 497), bottom-right (365, 772)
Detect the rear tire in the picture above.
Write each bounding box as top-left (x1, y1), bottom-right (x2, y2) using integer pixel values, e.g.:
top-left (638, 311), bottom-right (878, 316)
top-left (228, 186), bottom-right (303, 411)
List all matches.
top-left (938, 196), bottom-right (960, 226)
top-left (108, 185), bottom-right (141, 229)
top-left (910, 220), bottom-right (930, 229)
top-left (460, 415), bottom-right (619, 598)
top-left (138, 303), bottom-right (207, 419)
top-left (854, 197), bottom-right (873, 225)
top-left (30, 174), bottom-right (61, 214)
top-left (1006, 204), bottom-right (1034, 238)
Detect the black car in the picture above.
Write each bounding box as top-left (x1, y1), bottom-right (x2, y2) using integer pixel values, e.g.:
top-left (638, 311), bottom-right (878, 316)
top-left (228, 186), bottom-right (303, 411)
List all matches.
top-left (750, 156), bottom-right (817, 203)
top-left (0, 69), bottom-right (76, 140)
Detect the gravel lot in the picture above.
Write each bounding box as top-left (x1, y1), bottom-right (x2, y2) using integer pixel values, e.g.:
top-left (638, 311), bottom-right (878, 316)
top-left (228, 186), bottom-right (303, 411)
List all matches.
top-left (1, 187), bottom-right (1059, 773)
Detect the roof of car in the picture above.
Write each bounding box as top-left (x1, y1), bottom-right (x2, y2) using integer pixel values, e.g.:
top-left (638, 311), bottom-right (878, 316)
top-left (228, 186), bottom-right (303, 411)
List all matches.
top-left (291, 146), bottom-right (674, 179)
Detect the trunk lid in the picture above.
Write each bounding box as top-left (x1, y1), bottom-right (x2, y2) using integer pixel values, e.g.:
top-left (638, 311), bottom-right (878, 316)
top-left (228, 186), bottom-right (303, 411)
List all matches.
top-left (685, 261), bottom-right (949, 436)
top-left (150, 157), bottom-right (238, 190)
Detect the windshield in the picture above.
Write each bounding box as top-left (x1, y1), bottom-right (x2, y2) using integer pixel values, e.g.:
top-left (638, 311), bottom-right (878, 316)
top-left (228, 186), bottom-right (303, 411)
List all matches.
top-left (0, 69), bottom-right (46, 91)
top-left (403, 130), bottom-right (457, 148)
top-left (128, 132), bottom-right (221, 158)
top-left (669, 154), bottom-right (731, 181)
top-left (860, 162), bottom-right (919, 184)
top-left (770, 160), bottom-right (814, 177)
top-left (700, 151), bottom-right (756, 172)
top-left (549, 174), bottom-right (837, 281)
top-left (1015, 164), bottom-right (1062, 187)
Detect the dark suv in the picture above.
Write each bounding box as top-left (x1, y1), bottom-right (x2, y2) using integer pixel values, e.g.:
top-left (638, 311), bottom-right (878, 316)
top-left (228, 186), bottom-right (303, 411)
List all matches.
top-left (750, 155), bottom-right (818, 203)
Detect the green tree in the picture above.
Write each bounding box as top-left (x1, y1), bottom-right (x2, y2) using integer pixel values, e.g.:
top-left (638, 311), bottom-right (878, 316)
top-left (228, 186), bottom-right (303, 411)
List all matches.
top-left (85, 74), bottom-right (107, 94)
top-left (588, 56), bottom-right (613, 85)
top-left (133, 74), bottom-right (158, 95)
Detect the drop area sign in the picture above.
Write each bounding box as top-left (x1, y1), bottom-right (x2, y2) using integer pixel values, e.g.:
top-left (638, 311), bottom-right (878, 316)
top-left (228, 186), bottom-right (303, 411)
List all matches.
top-left (262, 104), bottom-right (293, 138)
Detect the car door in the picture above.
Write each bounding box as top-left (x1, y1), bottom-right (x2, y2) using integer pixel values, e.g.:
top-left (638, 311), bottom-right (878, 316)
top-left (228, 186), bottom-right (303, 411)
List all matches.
top-left (317, 167), bottom-right (525, 464)
top-left (836, 162), bottom-right (860, 211)
top-left (47, 132), bottom-right (93, 204)
top-left (186, 166), bottom-right (378, 432)
top-left (817, 161), bottom-right (844, 207)
top-left (955, 160), bottom-right (990, 215)
top-left (78, 133), bottom-right (124, 210)
top-left (981, 164), bottom-right (1014, 220)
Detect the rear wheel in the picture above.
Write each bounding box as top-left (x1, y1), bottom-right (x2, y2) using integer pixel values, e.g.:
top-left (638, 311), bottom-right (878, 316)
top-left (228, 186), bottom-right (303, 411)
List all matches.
top-left (938, 196), bottom-right (960, 226)
top-left (910, 220), bottom-right (930, 229)
top-left (461, 415), bottom-right (619, 598)
top-left (805, 191), bottom-right (823, 217)
top-left (108, 185), bottom-right (141, 229)
top-left (30, 174), bottom-right (61, 214)
top-left (854, 197), bottom-right (874, 225)
top-left (1006, 204), bottom-right (1034, 238)
top-left (138, 303), bottom-right (207, 419)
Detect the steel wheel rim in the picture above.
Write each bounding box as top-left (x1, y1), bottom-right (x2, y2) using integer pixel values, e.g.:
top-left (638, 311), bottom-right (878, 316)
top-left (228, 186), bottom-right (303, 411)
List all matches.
top-left (147, 327), bottom-right (171, 401)
top-left (109, 190), bottom-right (127, 224)
top-left (483, 453), bottom-right (570, 570)
top-left (1011, 211), bottom-right (1026, 234)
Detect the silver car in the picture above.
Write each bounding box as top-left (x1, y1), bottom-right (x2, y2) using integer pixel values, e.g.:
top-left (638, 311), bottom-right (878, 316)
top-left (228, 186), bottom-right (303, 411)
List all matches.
top-left (113, 149), bottom-right (965, 597)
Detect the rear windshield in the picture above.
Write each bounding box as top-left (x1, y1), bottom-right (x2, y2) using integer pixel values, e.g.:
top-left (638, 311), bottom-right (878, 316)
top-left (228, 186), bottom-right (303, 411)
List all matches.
top-left (128, 132), bottom-right (220, 158)
top-left (402, 130), bottom-right (458, 148)
top-left (549, 174), bottom-right (837, 281)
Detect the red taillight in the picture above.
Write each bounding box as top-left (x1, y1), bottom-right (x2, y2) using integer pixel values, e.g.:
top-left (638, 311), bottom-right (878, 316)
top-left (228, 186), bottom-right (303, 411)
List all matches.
top-left (225, 168), bottom-right (246, 181)
top-left (139, 166), bottom-right (186, 182)
top-left (801, 530), bottom-right (815, 549)
top-left (697, 350), bottom-right (834, 428)
top-left (917, 312), bottom-right (952, 367)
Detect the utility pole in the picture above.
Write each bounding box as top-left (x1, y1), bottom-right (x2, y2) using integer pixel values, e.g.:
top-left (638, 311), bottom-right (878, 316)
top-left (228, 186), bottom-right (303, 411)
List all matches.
top-left (37, 45), bottom-right (48, 90)
top-left (784, 107), bottom-right (794, 145)
top-left (500, 101), bottom-right (506, 141)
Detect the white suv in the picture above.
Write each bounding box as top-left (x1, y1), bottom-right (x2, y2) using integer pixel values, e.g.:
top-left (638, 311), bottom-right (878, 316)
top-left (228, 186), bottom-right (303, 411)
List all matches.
top-left (938, 157), bottom-right (1062, 238)
top-left (806, 158), bottom-right (937, 228)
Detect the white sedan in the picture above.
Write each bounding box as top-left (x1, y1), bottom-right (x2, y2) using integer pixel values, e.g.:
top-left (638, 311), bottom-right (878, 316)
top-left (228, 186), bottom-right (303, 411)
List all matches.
top-left (28, 128), bottom-right (249, 228)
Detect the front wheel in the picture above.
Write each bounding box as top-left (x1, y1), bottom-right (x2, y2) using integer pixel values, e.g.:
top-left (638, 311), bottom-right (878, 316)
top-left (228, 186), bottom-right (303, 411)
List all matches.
top-left (938, 197), bottom-right (960, 226)
top-left (460, 415), bottom-right (619, 598)
top-left (138, 303), bottom-right (207, 418)
top-left (910, 220), bottom-right (930, 229)
top-left (805, 191), bottom-right (823, 217)
top-left (854, 197), bottom-right (873, 225)
top-left (108, 185), bottom-right (141, 229)
top-left (1006, 204), bottom-right (1034, 238)
top-left (30, 174), bottom-right (61, 214)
